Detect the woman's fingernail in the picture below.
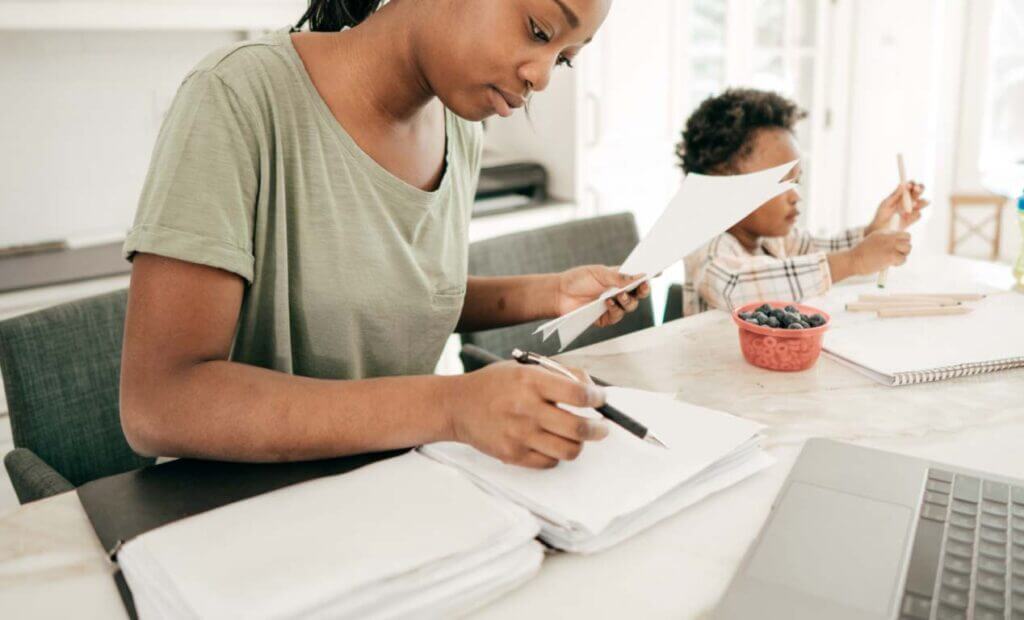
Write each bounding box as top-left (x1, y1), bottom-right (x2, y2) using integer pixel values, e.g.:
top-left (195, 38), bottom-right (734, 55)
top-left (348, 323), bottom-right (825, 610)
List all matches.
top-left (586, 385), bottom-right (606, 406)
top-left (587, 419), bottom-right (610, 440)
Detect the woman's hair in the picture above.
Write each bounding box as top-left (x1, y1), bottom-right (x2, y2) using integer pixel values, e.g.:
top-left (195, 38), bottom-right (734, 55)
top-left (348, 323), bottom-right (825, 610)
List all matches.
top-left (675, 88), bottom-right (806, 175)
top-left (295, 0), bottom-right (383, 32)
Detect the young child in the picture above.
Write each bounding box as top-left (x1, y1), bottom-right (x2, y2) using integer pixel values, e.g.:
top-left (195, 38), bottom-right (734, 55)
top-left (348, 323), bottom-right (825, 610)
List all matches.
top-left (676, 88), bottom-right (928, 317)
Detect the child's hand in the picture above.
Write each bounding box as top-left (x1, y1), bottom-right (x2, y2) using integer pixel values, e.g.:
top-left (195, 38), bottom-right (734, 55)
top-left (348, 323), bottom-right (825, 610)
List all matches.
top-left (867, 181), bottom-right (929, 234)
top-left (850, 230), bottom-right (912, 275)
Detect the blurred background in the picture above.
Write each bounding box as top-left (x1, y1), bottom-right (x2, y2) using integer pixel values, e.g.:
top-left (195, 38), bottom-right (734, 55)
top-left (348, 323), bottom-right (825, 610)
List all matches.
top-left (2, 1), bottom-right (1022, 301)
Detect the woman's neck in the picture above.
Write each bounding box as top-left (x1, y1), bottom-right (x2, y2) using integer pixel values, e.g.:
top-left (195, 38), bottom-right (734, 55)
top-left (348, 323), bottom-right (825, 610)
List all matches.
top-left (727, 225), bottom-right (762, 253)
top-left (309, 1), bottom-right (436, 125)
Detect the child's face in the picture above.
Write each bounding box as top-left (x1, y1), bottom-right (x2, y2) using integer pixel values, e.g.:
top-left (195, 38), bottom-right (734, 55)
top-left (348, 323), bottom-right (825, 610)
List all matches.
top-left (732, 129), bottom-right (803, 238)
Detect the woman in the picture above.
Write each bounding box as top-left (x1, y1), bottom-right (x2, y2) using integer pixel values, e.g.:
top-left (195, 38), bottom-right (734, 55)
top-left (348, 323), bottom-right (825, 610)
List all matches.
top-left (120, 0), bottom-right (646, 470)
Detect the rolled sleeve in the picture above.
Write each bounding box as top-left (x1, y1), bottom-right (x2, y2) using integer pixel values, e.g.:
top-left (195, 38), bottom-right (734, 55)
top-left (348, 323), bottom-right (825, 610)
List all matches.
top-left (123, 69), bottom-right (260, 283)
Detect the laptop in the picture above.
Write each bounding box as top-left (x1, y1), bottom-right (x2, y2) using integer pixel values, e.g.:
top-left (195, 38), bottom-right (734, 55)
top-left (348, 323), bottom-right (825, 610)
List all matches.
top-left (716, 438), bottom-right (1023, 620)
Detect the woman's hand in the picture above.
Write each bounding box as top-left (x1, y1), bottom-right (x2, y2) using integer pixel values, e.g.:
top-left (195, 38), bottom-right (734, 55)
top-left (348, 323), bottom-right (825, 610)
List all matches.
top-left (867, 181), bottom-right (929, 234)
top-left (449, 362), bottom-right (610, 469)
top-left (556, 265), bottom-right (651, 327)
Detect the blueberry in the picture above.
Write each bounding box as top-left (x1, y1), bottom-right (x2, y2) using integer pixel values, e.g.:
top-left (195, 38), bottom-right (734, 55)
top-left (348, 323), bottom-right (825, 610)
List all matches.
top-left (799, 320), bottom-right (810, 329)
top-left (780, 312), bottom-right (799, 326)
top-left (766, 316), bottom-right (780, 328)
top-left (771, 308), bottom-right (787, 321)
top-left (753, 311), bottom-right (769, 323)
top-left (784, 305), bottom-right (798, 314)
top-left (745, 318), bottom-right (760, 326)
top-left (787, 322), bottom-right (804, 330)
top-left (738, 312), bottom-right (752, 320)
top-left (808, 313), bottom-right (825, 327)
top-left (757, 303), bottom-right (773, 315)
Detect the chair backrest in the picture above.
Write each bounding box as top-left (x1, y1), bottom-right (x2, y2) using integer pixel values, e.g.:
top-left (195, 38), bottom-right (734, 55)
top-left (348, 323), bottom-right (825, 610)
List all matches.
top-left (461, 212), bottom-right (655, 370)
top-left (664, 283), bottom-right (684, 323)
top-left (0, 289), bottom-right (153, 487)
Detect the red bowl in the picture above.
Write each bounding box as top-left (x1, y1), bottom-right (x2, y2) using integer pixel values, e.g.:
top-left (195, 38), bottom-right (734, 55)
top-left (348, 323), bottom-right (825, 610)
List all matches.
top-left (731, 301), bottom-right (831, 372)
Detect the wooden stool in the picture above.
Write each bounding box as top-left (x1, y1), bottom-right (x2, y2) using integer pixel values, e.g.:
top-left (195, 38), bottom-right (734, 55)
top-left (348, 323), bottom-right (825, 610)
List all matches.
top-left (948, 193), bottom-right (1008, 260)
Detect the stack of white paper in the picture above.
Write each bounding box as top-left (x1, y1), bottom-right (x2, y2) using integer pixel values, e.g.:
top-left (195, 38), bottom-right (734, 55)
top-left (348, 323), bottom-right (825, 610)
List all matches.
top-left (536, 161), bottom-right (799, 350)
top-left (421, 388), bottom-right (773, 554)
top-left (118, 452), bottom-right (543, 619)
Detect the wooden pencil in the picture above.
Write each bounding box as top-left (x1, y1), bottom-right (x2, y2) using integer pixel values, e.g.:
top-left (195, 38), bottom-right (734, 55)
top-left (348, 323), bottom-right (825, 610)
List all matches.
top-left (876, 306), bottom-right (973, 318)
top-left (847, 301), bottom-right (959, 312)
top-left (897, 154), bottom-right (913, 214)
top-left (852, 296), bottom-right (960, 307)
top-left (877, 154), bottom-right (912, 289)
top-left (859, 293), bottom-right (985, 303)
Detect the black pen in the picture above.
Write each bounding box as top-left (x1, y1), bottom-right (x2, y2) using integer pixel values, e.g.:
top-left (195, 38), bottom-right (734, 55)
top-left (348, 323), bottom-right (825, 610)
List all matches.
top-left (510, 348), bottom-right (668, 449)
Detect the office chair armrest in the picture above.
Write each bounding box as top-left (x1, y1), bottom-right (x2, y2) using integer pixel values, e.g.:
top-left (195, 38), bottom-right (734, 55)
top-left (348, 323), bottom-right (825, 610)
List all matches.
top-left (4, 447), bottom-right (74, 504)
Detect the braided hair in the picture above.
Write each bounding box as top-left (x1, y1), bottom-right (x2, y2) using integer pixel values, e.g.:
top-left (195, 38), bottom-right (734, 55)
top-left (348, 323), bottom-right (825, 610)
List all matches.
top-left (295, 0), bottom-right (383, 32)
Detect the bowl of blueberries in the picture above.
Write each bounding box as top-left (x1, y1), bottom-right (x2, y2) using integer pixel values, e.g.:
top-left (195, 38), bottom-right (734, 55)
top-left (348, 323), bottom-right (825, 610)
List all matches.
top-left (732, 301), bottom-right (831, 372)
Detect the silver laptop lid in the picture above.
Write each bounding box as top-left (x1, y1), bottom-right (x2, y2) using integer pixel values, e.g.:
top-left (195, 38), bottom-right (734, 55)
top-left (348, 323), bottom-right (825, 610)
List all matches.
top-left (717, 439), bottom-right (928, 620)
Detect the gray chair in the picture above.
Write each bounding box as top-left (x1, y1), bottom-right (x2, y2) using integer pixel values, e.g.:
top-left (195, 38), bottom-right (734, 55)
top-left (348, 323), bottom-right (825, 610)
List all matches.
top-left (664, 283), bottom-right (684, 323)
top-left (0, 289), bottom-right (154, 504)
top-left (461, 213), bottom-right (655, 371)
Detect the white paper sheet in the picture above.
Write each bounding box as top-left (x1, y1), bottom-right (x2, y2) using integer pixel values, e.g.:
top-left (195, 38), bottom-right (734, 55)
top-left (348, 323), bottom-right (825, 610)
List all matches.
top-left (421, 387), bottom-right (766, 538)
top-left (535, 160), bottom-right (799, 350)
top-left (118, 452), bottom-right (541, 620)
top-left (546, 446), bottom-right (775, 553)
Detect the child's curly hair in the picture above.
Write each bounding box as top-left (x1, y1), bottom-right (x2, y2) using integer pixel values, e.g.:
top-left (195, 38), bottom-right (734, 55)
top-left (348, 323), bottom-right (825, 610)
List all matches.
top-left (676, 88), bottom-right (807, 175)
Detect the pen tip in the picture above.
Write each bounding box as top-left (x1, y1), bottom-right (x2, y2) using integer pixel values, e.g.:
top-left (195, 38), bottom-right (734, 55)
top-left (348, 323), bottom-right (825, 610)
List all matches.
top-left (646, 434), bottom-right (669, 449)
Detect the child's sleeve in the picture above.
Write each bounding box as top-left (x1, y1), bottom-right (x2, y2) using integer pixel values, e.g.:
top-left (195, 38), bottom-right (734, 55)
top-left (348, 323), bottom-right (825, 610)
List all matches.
top-left (693, 237), bottom-right (834, 311)
top-left (784, 227), bottom-right (867, 255)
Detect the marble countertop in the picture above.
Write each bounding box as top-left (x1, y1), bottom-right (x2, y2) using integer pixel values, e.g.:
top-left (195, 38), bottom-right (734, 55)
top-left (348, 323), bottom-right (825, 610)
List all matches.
top-left (1, 255), bottom-right (1021, 618)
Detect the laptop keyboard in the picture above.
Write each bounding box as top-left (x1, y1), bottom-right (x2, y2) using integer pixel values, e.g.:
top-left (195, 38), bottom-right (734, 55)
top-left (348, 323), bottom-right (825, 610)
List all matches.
top-left (900, 469), bottom-right (1024, 620)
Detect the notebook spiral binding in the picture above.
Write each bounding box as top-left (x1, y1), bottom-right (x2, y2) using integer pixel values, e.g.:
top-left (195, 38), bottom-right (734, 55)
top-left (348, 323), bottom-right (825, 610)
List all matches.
top-left (892, 358), bottom-right (1024, 386)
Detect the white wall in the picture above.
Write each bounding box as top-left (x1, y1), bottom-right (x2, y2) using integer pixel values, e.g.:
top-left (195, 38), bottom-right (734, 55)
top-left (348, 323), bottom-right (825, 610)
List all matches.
top-left (0, 30), bottom-right (242, 249)
top-left (842, 1), bottom-right (951, 250)
top-left (481, 69), bottom-right (580, 202)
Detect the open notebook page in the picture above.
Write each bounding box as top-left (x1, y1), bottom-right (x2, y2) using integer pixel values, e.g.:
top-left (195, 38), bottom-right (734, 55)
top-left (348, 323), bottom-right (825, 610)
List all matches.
top-left (421, 387), bottom-right (765, 536)
top-left (822, 292), bottom-right (1024, 377)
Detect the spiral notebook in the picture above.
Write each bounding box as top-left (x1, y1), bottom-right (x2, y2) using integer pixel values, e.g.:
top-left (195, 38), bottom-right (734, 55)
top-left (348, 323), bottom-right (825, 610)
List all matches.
top-left (823, 292), bottom-right (1024, 386)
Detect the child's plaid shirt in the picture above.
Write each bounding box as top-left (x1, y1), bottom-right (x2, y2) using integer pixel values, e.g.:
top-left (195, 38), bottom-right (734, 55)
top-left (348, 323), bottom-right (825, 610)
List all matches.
top-left (681, 227), bottom-right (866, 317)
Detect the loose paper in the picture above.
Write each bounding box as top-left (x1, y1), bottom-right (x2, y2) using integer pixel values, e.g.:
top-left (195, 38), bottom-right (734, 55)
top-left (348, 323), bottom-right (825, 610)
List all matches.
top-left (537, 161), bottom-right (800, 349)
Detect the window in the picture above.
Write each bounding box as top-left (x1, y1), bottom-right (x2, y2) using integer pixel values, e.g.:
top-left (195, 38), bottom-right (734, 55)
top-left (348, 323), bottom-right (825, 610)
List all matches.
top-left (680, 0), bottom-right (830, 228)
top-left (979, 0), bottom-right (1024, 196)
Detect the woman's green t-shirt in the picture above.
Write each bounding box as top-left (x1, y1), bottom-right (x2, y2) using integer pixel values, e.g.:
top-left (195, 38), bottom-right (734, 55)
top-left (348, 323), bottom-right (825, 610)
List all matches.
top-left (124, 31), bottom-right (482, 379)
